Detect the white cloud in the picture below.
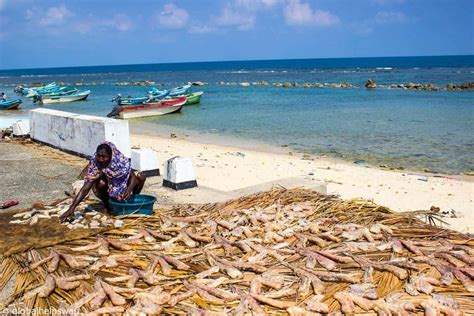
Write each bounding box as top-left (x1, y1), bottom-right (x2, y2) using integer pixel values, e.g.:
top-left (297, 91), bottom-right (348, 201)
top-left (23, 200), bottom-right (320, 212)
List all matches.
top-left (109, 14), bottom-right (133, 32)
top-left (284, 0), bottom-right (339, 26)
top-left (352, 10), bottom-right (408, 37)
top-left (215, 7), bottom-right (256, 30)
top-left (374, 11), bottom-right (407, 24)
top-left (75, 14), bottom-right (134, 34)
top-left (33, 5), bottom-right (73, 26)
top-left (188, 24), bottom-right (216, 34)
top-left (158, 3), bottom-right (189, 29)
top-left (75, 22), bottom-right (92, 34)
top-left (184, 0), bottom-right (281, 34)
top-left (235, 0), bottom-right (281, 10)
top-left (352, 22), bottom-right (374, 36)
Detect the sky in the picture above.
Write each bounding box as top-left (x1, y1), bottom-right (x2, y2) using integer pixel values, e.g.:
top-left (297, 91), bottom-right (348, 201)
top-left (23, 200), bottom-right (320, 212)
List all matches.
top-left (0, 0), bottom-right (473, 69)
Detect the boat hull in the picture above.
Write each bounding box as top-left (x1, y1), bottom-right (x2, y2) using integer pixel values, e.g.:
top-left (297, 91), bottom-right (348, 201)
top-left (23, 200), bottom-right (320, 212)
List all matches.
top-left (0, 99), bottom-right (22, 110)
top-left (149, 85), bottom-right (191, 97)
top-left (19, 82), bottom-right (58, 95)
top-left (118, 97), bottom-right (186, 119)
top-left (184, 91), bottom-right (204, 105)
top-left (28, 87), bottom-right (78, 99)
top-left (119, 97), bottom-right (147, 105)
top-left (40, 90), bottom-right (90, 104)
top-left (119, 104), bottom-right (183, 119)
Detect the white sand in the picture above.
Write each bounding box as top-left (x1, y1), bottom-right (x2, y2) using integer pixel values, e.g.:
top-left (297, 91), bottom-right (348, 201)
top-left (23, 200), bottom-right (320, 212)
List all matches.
top-left (131, 133), bottom-right (474, 235)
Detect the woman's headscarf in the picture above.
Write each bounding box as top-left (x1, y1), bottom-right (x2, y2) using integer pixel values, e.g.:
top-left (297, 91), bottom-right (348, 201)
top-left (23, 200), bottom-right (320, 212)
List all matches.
top-left (84, 142), bottom-right (131, 201)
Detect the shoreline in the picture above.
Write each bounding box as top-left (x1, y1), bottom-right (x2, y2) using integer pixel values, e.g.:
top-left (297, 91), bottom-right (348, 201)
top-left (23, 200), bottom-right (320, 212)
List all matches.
top-left (130, 121), bottom-right (474, 178)
top-left (130, 131), bottom-right (473, 235)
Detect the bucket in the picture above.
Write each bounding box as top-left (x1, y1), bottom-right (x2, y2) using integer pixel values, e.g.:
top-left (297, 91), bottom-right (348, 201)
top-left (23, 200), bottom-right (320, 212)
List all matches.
top-left (109, 194), bottom-right (156, 215)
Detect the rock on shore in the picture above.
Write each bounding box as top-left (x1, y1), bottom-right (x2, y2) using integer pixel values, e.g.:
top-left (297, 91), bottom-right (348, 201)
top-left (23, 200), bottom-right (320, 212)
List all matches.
top-left (365, 79), bottom-right (377, 89)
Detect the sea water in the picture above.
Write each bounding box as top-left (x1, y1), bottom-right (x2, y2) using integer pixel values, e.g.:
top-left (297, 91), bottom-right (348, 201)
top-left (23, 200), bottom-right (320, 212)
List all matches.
top-left (0, 55), bottom-right (473, 174)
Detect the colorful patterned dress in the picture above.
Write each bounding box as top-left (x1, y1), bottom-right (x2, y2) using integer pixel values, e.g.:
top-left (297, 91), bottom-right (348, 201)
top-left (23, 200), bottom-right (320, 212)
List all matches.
top-left (84, 141), bottom-right (131, 201)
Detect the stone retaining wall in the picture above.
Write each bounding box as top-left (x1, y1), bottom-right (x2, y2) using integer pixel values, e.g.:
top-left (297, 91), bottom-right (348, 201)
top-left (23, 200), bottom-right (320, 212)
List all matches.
top-left (29, 108), bottom-right (130, 158)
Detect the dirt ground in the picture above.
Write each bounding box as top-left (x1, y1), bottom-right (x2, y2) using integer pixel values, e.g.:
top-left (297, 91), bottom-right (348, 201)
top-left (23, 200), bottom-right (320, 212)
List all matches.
top-left (0, 139), bottom-right (86, 212)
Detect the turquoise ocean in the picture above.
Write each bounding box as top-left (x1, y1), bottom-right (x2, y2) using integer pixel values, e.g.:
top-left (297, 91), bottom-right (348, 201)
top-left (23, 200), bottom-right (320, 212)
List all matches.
top-left (0, 55), bottom-right (473, 174)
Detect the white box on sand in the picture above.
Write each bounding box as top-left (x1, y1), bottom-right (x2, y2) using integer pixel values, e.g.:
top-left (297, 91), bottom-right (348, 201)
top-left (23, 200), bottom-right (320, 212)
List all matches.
top-left (29, 108), bottom-right (131, 157)
top-left (163, 156), bottom-right (197, 190)
top-left (131, 148), bottom-right (160, 177)
top-left (12, 120), bottom-right (30, 136)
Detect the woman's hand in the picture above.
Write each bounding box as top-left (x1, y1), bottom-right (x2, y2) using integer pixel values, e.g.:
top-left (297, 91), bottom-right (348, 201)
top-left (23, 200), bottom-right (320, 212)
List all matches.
top-left (60, 207), bottom-right (74, 223)
top-left (124, 172), bottom-right (139, 200)
top-left (123, 186), bottom-right (134, 200)
top-left (59, 181), bottom-right (93, 223)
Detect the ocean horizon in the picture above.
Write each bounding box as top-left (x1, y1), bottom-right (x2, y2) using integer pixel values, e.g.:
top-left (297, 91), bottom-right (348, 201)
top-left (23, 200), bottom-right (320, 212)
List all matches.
top-left (0, 55), bottom-right (473, 175)
top-left (1, 54), bottom-right (474, 74)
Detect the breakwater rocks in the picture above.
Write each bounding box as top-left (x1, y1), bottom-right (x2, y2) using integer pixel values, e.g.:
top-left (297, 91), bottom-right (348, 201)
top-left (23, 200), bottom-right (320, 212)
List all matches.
top-left (365, 80), bottom-right (474, 91)
top-left (10, 81), bottom-right (209, 88)
top-left (365, 79), bottom-right (377, 89)
top-left (114, 80), bottom-right (157, 86)
top-left (113, 81), bottom-right (208, 87)
top-left (10, 80), bottom-right (473, 91)
top-left (112, 80), bottom-right (208, 86)
top-left (217, 80), bottom-right (474, 91)
top-left (219, 81), bottom-right (354, 88)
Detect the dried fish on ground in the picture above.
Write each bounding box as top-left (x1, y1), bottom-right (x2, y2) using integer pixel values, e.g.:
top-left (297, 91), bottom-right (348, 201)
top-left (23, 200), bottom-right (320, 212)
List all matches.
top-left (2, 188), bottom-right (473, 315)
top-left (24, 275), bottom-right (56, 298)
top-left (405, 274), bottom-right (440, 295)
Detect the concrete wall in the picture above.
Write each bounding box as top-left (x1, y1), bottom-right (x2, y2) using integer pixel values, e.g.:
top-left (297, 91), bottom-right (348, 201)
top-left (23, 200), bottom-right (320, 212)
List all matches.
top-left (29, 108), bottom-right (131, 157)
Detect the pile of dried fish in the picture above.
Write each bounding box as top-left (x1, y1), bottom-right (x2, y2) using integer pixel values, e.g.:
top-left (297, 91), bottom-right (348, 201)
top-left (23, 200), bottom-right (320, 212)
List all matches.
top-left (9, 198), bottom-right (114, 230)
top-left (1, 189), bottom-right (473, 315)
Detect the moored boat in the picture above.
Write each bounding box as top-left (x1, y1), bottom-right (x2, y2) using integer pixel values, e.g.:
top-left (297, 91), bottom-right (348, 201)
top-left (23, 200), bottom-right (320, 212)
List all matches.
top-left (117, 96), bottom-right (147, 105)
top-left (149, 85), bottom-right (191, 97)
top-left (27, 86), bottom-right (78, 99)
top-left (168, 84), bottom-right (191, 96)
top-left (118, 97), bottom-right (186, 119)
top-left (113, 90), bottom-right (169, 105)
top-left (16, 82), bottom-right (58, 95)
top-left (0, 98), bottom-right (22, 110)
top-left (38, 90), bottom-right (91, 104)
top-left (184, 91), bottom-right (204, 105)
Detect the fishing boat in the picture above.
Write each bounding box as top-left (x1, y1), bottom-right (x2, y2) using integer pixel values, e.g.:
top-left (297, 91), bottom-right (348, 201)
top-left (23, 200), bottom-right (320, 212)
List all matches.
top-left (116, 96), bottom-right (147, 105)
top-left (28, 87), bottom-right (78, 99)
top-left (115, 90), bottom-right (169, 105)
top-left (168, 84), bottom-right (191, 96)
top-left (16, 82), bottom-right (58, 95)
top-left (0, 98), bottom-right (22, 110)
top-left (20, 82), bottom-right (59, 95)
top-left (27, 86), bottom-right (68, 96)
top-left (117, 97), bottom-right (186, 119)
top-left (149, 84), bottom-right (191, 97)
top-left (38, 90), bottom-right (91, 104)
top-left (184, 91), bottom-right (204, 105)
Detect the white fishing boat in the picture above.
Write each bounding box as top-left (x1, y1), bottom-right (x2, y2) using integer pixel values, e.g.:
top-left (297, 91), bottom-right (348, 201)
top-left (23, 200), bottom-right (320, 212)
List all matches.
top-left (39, 90), bottom-right (91, 104)
top-left (117, 97), bottom-right (186, 119)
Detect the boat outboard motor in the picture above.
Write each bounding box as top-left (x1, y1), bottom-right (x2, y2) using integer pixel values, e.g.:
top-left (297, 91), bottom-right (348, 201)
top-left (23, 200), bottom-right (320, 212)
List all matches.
top-left (33, 94), bottom-right (42, 103)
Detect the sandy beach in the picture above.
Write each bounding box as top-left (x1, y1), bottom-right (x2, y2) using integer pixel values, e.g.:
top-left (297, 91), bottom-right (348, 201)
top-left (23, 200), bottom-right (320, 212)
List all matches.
top-left (131, 132), bottom-right (474, 235)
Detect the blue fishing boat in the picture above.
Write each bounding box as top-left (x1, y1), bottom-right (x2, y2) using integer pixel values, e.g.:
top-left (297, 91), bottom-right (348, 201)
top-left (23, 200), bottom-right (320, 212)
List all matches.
top-left (17, 82), bottom-right (58, 95)
top-left (26, 85), bottom-right (71, 97)
top-left (0, 98), bottom-right (22, 110)
top-left (150, 90), bottom-right (169, 99)
top-left (169, 84), bottom-right (191, 96)
top-left (38, 90), bottom-right (90, 104)
top-left (28, 86), bottom-right (78, 99)
top-left (113, 90), bottom-right (169, 105)
top-left (148, 85), bottom-right (191, 97)
top-left (117, 96), bottom-right (147, 105)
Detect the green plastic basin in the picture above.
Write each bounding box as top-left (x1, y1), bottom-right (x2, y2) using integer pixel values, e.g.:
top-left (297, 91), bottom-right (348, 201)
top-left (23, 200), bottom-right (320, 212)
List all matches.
top-left (109, 194), bottom-right (156, 215)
